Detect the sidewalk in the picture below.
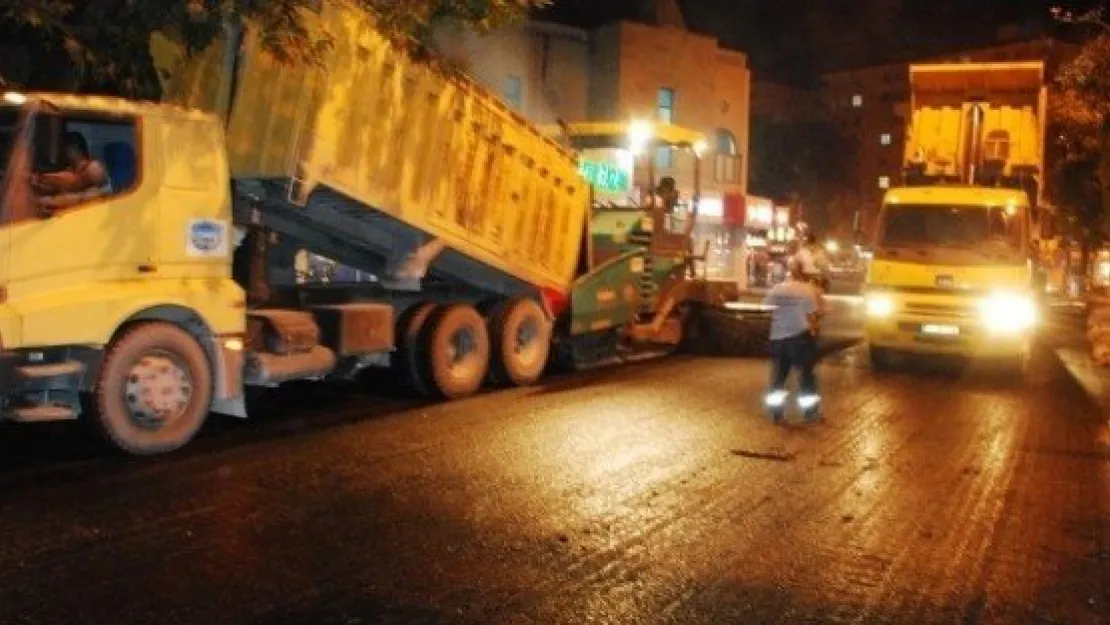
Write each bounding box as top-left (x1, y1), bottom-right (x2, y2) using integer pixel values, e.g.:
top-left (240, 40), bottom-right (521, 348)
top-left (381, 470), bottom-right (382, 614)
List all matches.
top-left (1050, 306), bottom-right (1110, 412)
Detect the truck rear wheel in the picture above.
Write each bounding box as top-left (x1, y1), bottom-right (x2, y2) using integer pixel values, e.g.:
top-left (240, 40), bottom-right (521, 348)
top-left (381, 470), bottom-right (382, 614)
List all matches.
top-left (420, 304), bottom-right (490, 399)
top-left (487, 297), bottom-right (552, 387)
top-left (93, 322), bottom-right (213, 455)
top-left (394, 302), bottom-right (439, 398)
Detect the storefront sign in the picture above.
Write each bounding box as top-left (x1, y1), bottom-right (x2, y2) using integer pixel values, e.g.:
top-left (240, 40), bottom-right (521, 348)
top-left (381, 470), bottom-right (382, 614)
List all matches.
top-left (745, 196), bottom-right (774, 229)
top-left (579, 160), bottom-right (630, 193)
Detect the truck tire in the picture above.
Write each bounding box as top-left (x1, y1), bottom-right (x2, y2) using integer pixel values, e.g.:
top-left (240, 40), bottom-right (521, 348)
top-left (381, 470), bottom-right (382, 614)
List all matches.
top-left (394, 302), bottom-right (439, 398)
top-left (487, 297), bottom-right (552, 387)
top-left (93, 322), bottom-right (213, 455)
top-left (420, 304), bottom-right (490, 399)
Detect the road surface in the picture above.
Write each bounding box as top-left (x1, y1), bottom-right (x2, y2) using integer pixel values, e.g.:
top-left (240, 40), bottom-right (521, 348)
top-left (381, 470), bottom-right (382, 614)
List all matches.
top-left (0, 306), bottom-right (1107, 624)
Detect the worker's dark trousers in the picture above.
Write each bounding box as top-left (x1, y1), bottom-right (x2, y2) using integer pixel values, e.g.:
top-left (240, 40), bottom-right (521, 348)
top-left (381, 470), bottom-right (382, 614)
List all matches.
top-left (764, 331), bottom-right (820, 414)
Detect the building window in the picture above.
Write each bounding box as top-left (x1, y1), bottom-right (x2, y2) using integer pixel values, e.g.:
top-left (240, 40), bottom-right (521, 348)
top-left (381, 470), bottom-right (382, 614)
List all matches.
top-left (654, 88), bottom-right (676, 169)
top-left (852, 94), bottom-right (863, 108)
top-left (503, 75), bottom-right (523, 110)
top-left (878, 175), bottom-right (890, 189)
top-left (658, 87), bottom-right (675, 123)
top-left (880, 133), bottom-right (892, 146)
top-left (714, 129), bottom-right (740, 183)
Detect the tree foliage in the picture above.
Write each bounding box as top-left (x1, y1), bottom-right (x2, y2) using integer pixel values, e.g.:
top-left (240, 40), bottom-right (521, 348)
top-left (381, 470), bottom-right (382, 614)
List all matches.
top-left (1049, 29), bottom-right (1110, 248)
top-left (0, 0), bottom-right (550, 98)
top-left (748, 116), bottom-right (860, 237)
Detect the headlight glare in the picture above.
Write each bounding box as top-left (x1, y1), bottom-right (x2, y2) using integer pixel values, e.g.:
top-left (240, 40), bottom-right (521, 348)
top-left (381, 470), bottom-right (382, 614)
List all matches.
top-left (865, 293), bottom-right (894, 318)
top-left (977, 292), bottom-right (1036, 333)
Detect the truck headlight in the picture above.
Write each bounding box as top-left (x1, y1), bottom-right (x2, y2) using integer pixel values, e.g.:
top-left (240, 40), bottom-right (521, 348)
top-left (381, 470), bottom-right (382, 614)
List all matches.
top-left (977, 292), bottom-right (1037, 333)
top-left (865, 292), bottom-right (894, 318)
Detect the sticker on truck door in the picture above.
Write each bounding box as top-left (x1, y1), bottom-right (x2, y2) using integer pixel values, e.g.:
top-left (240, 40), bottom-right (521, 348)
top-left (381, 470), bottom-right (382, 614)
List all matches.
top-left (186, 219), bottom-right (229, 257)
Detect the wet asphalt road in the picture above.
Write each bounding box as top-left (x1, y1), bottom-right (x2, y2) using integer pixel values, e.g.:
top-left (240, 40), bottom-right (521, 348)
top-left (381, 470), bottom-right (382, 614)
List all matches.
top-left (1, 305), bottom-right (1109, 624)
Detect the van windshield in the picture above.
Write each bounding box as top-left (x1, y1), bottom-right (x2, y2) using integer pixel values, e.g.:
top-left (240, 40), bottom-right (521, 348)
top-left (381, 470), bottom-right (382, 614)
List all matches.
top-left (879, 203), bottom-right (1024, 263)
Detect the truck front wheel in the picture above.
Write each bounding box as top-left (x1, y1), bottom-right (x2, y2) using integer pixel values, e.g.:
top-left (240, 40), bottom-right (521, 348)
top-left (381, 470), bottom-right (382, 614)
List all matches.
top-left (93, 322), bottom-right (213, 455)
top-left (421, 304), bottom-right (490, 399)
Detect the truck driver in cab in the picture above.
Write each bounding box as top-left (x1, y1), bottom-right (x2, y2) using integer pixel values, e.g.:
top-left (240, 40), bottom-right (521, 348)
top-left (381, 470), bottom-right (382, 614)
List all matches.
top-left (31, 131), bottom-right (108, 209)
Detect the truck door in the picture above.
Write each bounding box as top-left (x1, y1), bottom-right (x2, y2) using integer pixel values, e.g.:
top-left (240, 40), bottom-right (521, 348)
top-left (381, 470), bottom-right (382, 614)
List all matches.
top-left (2, 106), bottom-right (158, 347)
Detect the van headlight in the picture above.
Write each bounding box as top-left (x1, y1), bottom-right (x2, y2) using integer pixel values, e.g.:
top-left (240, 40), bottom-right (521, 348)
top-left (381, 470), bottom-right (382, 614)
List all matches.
top-left (864, 292), bottom-right (894, 318)
top-left (977, 292), bottom-right (1037, 333)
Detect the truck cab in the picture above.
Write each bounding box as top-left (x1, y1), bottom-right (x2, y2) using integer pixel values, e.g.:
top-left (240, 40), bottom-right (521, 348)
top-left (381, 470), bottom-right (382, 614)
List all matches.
top-left (864, 186), bottom-right (1038, 370)
top-left (0, 91), bottom-right (245, 452)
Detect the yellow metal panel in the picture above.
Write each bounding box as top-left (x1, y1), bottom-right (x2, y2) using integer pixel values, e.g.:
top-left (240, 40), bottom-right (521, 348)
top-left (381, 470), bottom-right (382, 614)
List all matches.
top-left (883, 186), bottom-right (1029, 207)
top-left (556, 121), bottom-right (706, 148)
top-left (909, 61), bottom-right (1044, 94)
top-left (10, 278), bottom-right (245, 350)
top-left (160, 0), bottom-right (588, 293)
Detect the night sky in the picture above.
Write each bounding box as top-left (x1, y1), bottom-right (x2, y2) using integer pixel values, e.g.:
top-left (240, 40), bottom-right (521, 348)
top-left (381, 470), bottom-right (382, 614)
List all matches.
top-left (538, 0), bottom-right (1103, 84)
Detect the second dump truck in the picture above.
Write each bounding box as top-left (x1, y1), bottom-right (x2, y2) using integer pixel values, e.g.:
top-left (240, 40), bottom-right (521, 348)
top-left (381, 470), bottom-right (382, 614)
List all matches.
top-left (0, 0), bottom-right (737, 454)
top-left (863, 61), bottom-right (1046, 372)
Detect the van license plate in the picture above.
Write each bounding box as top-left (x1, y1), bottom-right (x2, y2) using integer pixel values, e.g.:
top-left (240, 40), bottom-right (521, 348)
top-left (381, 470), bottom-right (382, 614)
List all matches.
top-left (921, 324), bottom-right (959, 336)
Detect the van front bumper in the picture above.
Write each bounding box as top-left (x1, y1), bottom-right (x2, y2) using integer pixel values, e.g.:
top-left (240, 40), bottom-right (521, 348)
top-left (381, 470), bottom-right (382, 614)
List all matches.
top-left (864, 315), bottom-right (1030, 359)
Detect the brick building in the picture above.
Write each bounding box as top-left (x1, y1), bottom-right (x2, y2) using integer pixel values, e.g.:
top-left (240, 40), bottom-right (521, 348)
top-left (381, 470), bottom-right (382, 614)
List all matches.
top-left (435, 0), bottom-right (751, 230)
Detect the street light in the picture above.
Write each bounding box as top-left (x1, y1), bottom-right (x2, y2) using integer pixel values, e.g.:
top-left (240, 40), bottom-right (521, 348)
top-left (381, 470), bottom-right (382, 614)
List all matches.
top-left (628, 119), bottom-right (653, 156)
top-left (825, 240), bottom-right (840, 254)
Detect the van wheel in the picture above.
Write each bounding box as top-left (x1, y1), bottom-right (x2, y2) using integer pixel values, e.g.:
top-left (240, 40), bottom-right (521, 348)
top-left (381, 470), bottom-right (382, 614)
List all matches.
top-left (869, 346), bottom-right (895, 371)
top-left (487, 297), bottom-right (552, 387)
top-left (421, 304), bottom-right (490, 399)
top-left (394, 303), bottom-right (439, 398)
top-left (1000, 350), bottom-right (1031, 382)
top-left (93, 322), bottom-right (213, 455)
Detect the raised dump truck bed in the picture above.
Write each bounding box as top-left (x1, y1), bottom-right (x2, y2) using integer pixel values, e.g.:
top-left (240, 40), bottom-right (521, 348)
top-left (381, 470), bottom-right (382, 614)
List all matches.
top-left (903, 61), bottom-right (1046, 205)
top-left (154, 0), bottom-right (588, 298)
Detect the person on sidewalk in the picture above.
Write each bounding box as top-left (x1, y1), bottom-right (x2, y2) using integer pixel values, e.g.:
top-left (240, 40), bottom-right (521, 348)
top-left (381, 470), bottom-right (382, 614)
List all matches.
top-left (763, 260), bottom-right (826, 424)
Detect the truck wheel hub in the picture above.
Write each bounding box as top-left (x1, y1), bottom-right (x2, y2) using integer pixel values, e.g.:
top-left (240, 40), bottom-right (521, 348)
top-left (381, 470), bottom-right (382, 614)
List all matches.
top-left (514, 319), bottom-right (539, 354)
top-left (125, 353), bottom-right (193, 428)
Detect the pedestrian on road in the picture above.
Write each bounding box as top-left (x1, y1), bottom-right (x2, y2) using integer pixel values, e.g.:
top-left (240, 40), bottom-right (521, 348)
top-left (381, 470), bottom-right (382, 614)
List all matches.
top-left (763, 259), bottom-right (826, 424)
top-left (795, 233), bottom-right (831, 292)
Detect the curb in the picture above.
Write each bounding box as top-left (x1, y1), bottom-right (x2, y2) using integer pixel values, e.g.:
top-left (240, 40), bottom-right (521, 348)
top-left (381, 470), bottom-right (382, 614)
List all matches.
top-left (1055, 346), bottom-right (1110, 413)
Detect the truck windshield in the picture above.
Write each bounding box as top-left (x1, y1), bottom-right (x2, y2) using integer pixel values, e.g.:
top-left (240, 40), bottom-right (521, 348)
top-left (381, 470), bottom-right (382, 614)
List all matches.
top-left (879, 203), bottom-right (1024, 261)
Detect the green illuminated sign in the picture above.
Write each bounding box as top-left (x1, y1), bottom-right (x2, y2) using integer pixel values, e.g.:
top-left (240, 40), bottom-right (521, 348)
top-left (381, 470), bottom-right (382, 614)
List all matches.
top-left (579, 160), bottom-right (630, 192)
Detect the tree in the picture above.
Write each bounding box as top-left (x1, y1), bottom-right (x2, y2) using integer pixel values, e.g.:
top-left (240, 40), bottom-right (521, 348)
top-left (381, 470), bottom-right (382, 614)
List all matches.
top-left (748, 115), bottom-right (860, 238)
top-left (1048, 9), bottom-right (1110, 270)
top-left (0, 0), bottom-right (550, 99)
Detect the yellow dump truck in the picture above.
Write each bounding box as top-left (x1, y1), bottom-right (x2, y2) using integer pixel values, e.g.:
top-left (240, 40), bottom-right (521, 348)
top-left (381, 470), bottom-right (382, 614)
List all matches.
top-left (864, 62), bottom-right (1046, 372)
top-left (0, 1), bottom-right (734, 454)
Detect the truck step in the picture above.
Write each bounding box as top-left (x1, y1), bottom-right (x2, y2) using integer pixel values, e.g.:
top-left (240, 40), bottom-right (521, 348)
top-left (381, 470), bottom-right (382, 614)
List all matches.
top-left (17, 360), bottom-right (84, 380)
top-left (7, 405), bottom-right (79, 422)
top-left (247, 309), bottom-right (322, 354)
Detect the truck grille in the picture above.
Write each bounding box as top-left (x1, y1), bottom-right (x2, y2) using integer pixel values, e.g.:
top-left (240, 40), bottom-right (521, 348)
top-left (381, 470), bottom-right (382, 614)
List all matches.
top-left (902, 301), bottom-right (977, 319)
